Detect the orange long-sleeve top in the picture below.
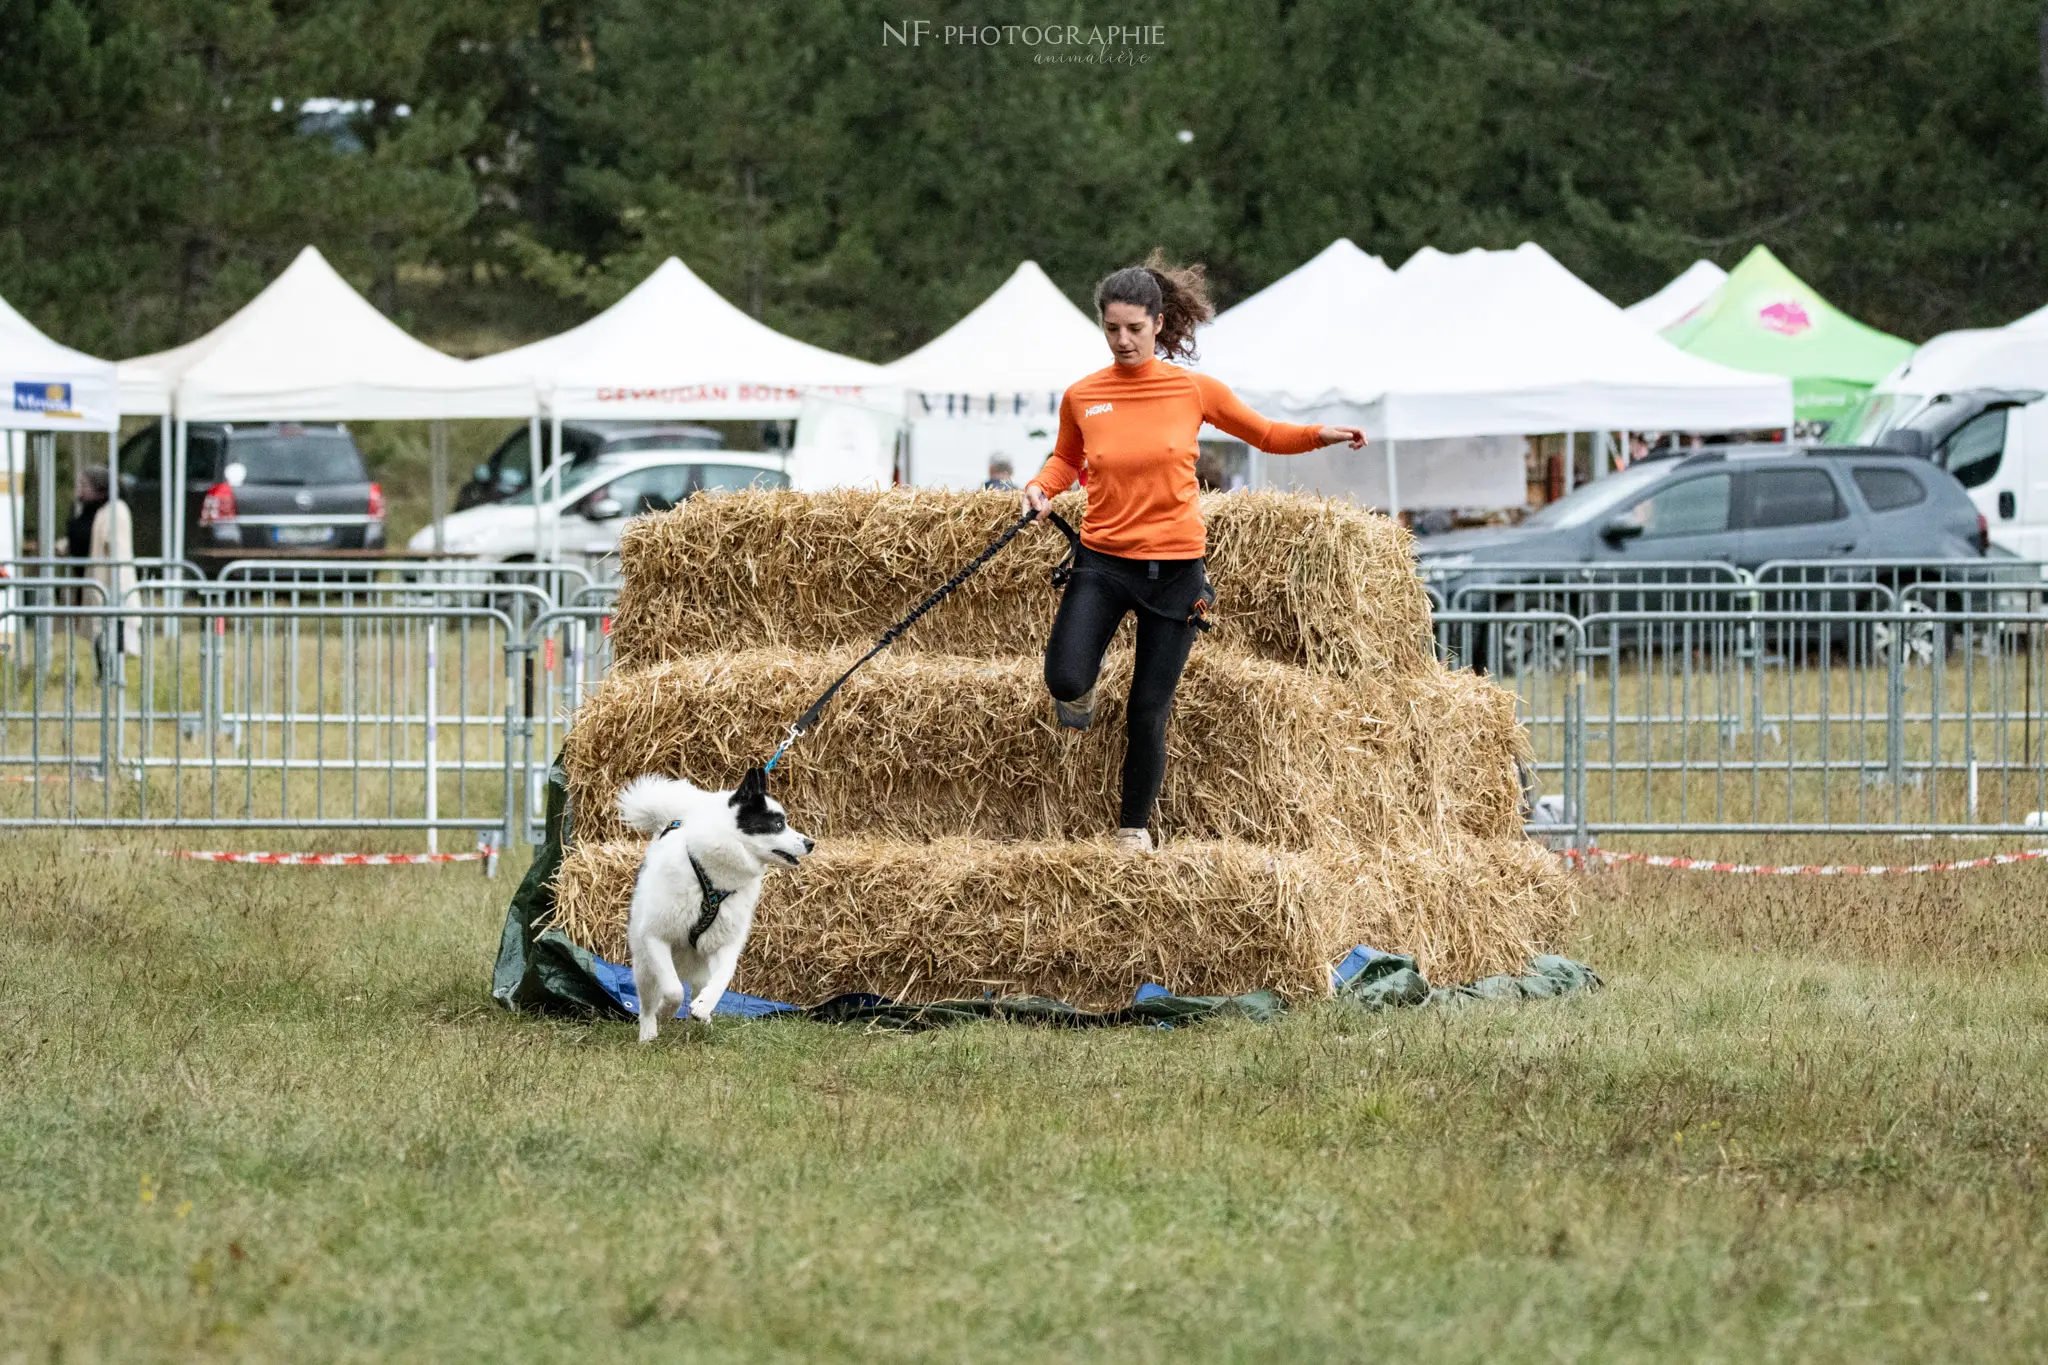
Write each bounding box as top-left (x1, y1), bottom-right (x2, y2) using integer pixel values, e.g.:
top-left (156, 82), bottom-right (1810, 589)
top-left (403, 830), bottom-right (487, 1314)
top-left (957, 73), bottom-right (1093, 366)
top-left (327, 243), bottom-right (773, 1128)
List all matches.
top-left (1026, 357), bottom-right (1324, 558)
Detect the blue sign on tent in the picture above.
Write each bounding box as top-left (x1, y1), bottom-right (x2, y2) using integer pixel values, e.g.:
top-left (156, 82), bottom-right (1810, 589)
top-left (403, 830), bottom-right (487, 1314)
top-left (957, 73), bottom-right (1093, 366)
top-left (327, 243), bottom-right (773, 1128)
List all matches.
top-left (14, 381), bottom-right (77, 415)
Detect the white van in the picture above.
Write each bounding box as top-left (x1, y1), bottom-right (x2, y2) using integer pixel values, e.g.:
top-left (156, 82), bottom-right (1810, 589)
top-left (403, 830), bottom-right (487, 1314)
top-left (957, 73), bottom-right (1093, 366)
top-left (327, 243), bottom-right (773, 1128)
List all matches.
top-left (1825, 327), bottom-right (2048, 559)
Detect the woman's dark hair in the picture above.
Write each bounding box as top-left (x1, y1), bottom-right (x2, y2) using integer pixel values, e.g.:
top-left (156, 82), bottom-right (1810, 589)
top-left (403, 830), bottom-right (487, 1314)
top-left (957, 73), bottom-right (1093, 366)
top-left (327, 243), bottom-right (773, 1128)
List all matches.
top-left (1093, 248), bottom-right (1215, 362)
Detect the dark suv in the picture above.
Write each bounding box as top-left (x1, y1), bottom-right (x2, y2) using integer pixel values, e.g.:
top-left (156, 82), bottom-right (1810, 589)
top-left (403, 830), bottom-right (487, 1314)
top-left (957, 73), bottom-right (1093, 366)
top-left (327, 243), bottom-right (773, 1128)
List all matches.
top-left (457, 420), bottom-right (726, 510)
top-left (117, 422), bottom-right (384, 561)
top-left (1418, 446), bottom-right (1986, 606)
top-left (1418, 447), bottom-right (1989, 670)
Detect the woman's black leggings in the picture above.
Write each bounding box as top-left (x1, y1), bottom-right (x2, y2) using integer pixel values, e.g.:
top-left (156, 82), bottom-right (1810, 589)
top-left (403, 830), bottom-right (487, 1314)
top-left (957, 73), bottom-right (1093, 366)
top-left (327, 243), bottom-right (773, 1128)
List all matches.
top-left (1043, 549), bottom-right (1204, 829)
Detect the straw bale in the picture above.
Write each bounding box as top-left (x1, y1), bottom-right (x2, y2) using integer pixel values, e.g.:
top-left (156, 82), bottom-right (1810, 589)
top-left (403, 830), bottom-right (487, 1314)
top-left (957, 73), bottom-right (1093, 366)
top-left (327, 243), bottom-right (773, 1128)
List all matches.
top-left (1390, 667), bottom-right (1532, 842)
top-left (608, 488), bottom-right (1431, 678)
top-left (1322, 833), bottom-right (1576, 984)
top-left (545, 831), bottom-right (1575, 1009)
top-left (560, 644), bottom-right (1405, 849)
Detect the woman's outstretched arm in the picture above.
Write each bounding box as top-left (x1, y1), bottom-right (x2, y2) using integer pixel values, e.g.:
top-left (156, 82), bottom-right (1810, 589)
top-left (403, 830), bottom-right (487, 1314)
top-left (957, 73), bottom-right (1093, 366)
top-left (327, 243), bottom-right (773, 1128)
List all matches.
top-left (1193, 372), bottom-right (1366, 452)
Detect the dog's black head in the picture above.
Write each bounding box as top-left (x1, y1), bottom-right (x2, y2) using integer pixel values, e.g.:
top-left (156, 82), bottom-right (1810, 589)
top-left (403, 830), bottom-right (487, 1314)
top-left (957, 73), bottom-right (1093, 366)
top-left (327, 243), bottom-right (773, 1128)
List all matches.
top-left (728, 765), bottom-right (814, 867)
top-left (730, 765), bottom-right (772, 828)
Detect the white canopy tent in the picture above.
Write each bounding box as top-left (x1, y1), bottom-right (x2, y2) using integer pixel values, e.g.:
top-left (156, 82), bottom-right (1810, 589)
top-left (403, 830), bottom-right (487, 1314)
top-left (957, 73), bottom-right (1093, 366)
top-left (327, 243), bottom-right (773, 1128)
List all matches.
top-left (880, 260), bottom-right (1103, 488)
top-left (1, 293), bottom-right (121, 578)
top-left (1197, 237), bottom-right (1394, 388)
top-left (470, 257), bottom-right (888, 420)
top-left (116, 246), bottom-right (537, 562)
top-left (1623, 259), bottom-right (1729, 333)
top-left (470, 257), bottom-right (891, 539)
top-left (1, 294), bottom-right (119, 433)
top-left (1205, 243), bottom-right (1793, 512)
top-left (1196, 238), bottom-right (1437, 501)
top-left (2010, 301), bottom-right (2048, 331)
top-left (118, 246), bottom-right (533, 421)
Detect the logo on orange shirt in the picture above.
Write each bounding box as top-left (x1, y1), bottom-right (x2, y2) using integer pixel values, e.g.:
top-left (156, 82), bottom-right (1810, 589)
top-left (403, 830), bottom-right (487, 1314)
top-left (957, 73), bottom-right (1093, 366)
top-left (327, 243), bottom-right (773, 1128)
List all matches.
top-left (1082, 402), bottom-right (1114, 417)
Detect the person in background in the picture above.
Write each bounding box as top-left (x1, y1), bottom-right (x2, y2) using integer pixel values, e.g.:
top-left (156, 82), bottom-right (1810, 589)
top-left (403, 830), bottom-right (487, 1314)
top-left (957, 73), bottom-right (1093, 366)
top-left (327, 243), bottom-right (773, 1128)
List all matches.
top-left (62, 467), bottom-right (109, 563)
top-left (983, 457), bottom-right (1016, 491)
top-left (79, 466), bottom-right (138, 683)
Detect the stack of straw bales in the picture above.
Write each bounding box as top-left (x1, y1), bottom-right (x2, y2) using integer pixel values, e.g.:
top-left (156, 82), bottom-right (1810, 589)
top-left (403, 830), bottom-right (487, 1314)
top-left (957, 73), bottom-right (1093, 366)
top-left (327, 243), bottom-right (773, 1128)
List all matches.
top-left (545, 489), bottom-right (1573, 1010)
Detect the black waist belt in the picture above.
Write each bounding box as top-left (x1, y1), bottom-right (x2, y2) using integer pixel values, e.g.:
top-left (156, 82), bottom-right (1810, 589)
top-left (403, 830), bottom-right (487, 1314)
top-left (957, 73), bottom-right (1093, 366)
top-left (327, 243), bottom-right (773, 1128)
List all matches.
top-left (1068, 545), bottom-right (1216, 632)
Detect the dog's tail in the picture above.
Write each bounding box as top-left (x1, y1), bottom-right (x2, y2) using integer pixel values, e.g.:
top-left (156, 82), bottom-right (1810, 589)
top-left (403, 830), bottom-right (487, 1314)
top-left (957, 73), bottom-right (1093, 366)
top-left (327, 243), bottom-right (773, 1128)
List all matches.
top-left (617, 774), bottom-right (703, 837)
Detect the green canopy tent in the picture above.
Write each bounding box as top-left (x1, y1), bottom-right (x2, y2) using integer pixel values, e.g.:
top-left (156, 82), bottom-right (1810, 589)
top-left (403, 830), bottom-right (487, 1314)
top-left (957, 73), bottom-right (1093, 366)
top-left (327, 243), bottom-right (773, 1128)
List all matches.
top-left (1659, 245), bottom-right (1914, 425)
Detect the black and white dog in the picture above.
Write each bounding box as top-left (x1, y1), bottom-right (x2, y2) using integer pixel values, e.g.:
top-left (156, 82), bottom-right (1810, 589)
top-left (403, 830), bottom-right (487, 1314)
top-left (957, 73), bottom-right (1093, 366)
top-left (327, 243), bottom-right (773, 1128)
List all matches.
top-left (618, 767), bottom-right (813, 1041)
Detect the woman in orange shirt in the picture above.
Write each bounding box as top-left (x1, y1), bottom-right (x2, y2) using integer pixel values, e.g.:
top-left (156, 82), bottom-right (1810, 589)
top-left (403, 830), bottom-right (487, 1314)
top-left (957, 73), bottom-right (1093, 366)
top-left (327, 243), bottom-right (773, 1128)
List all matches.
top-left (1023, 253), bottom-right (1367, 853)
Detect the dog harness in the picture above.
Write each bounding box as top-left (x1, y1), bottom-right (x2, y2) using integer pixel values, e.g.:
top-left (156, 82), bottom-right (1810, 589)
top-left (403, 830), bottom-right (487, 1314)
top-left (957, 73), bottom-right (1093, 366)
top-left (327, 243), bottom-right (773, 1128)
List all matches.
top-left (659, 819), bottom-right (733, 948)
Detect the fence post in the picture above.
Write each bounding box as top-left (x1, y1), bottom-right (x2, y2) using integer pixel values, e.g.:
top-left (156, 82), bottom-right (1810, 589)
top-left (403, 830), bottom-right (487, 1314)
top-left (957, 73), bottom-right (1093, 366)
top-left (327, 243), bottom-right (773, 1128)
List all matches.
top-left (1886, 609), bottom-right (1906, 798)
top-left (1570, 621), bottom-right (1588, 853)
top-left (502, 634), bottom-right (523, 854)
top-left (424, 617), bottom-right (439, 854)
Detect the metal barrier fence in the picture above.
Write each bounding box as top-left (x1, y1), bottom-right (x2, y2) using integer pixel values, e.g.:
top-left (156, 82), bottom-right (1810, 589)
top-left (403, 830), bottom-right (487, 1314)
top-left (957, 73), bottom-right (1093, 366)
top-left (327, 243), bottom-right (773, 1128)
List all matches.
top-left (518, 606), bottom-right (619, 841)
top-left (3, 554), bottom-right (2047, 852)
top-left (0, 602), bottom-right (518, 850)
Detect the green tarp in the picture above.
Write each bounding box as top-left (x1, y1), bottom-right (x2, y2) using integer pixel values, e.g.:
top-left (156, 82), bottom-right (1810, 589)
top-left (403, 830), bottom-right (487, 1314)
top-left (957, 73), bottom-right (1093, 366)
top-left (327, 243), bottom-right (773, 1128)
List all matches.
top-left (1659, 245), bottom-right (1915, 424)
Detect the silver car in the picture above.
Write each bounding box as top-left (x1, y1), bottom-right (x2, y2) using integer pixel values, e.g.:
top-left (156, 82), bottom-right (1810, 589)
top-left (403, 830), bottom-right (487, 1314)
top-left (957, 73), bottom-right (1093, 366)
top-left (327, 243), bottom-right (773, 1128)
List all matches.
top-left (411, 449), bottom-right (789, 570)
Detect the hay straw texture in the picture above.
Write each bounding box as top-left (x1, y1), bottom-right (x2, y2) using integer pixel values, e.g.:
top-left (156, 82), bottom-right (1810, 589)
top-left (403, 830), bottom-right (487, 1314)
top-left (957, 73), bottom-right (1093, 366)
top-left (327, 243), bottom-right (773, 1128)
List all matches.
top-left (609, 488), bottom-right (1432, 679)
top-left (1393, 667), bottom-right (1532, 842)
top-left (549, 486), bottom-right (1573, 1007)
top-left (560, 644), bottom-right (1403, 849)
top-left (545, 832), bottom-right (1574, 1009)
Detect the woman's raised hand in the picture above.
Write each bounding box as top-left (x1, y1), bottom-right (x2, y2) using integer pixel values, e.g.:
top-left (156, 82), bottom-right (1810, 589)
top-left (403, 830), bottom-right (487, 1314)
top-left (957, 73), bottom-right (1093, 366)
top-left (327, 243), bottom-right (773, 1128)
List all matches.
top-left (1318, 425), bottom-right (1368, 450)
top-left (1023, 484), bottom-right (1052, 521)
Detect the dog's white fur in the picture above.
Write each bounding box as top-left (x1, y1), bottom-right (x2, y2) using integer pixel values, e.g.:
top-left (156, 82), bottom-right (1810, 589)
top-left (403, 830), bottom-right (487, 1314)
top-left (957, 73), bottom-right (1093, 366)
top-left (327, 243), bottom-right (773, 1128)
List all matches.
top-left (619, 770), bottom-right (812, 1042)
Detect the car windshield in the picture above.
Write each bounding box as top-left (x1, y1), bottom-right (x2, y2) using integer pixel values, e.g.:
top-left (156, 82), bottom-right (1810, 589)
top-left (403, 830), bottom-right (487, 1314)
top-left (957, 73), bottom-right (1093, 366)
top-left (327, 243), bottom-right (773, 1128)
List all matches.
top-left (1823, 392), bottom-right (1923, 446)
top-left (698, 464), bottom-right (789, 492)
top-left (499, 461), bottom-right (621, 507)
top-left (228, 431), bottom-right (366, 485)
top-left (602, 433), bottom-right (724, 454)
top-left (1519, 460), bottom-right (1677, 530)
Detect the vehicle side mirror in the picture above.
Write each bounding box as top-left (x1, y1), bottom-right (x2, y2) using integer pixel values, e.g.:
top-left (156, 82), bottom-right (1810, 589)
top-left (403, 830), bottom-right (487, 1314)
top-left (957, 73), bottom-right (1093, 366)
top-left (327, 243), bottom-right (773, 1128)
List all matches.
top-left (1600, 517), bottom-right (1645, 545)
top-left (472, 464), bottom-right (492, 484)
top-left (581, 496), bottom-right (624, 522)
top-left (1881, 429), bottom-right (1930, 460)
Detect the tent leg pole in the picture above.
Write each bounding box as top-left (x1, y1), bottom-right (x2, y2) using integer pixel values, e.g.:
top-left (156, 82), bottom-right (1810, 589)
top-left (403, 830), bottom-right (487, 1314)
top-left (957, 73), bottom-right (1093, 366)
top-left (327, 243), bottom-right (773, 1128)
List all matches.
top-left (548, 413), bottom-right (562, 567)
top-left (1563, 431), bottom-right (1576, 497)
top-left (528, 412), bottom-right (542, 572)
top-left (158, 414), bottom-right (171, 568)
top-left (4, 432), bottom-right (18, 562)
top-left (1385, 439), bottom-right (1400, 519)
top-left (34, 432), bottom-right (55, 674)
top-left (171, 420), bottom-right (188, 570)
top-left (429, 420), bottom-right (448, 555)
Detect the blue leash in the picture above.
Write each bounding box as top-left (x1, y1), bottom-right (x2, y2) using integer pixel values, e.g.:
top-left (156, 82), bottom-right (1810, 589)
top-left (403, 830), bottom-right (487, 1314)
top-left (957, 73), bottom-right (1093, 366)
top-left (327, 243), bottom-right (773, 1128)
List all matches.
top-left (761, 508), bottom-right (1079, 773)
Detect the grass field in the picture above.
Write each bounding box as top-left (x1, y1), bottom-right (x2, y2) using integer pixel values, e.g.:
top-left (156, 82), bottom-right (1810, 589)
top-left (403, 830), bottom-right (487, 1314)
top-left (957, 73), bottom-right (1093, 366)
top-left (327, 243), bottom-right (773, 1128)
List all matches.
top-left (6, 831), bottom-right (2048, 1361)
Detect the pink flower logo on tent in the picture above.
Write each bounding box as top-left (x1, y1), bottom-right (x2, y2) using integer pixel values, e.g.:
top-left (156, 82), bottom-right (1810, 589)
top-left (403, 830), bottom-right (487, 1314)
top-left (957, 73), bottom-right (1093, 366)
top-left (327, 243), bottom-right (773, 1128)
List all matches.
top-left (1757, 299), bottom-right (1813, 336)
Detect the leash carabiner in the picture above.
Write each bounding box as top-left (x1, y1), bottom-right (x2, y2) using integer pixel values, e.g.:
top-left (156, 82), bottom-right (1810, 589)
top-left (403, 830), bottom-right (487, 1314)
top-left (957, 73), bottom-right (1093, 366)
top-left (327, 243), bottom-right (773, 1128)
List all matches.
top-left (762, 720), bottom-right (804, 774)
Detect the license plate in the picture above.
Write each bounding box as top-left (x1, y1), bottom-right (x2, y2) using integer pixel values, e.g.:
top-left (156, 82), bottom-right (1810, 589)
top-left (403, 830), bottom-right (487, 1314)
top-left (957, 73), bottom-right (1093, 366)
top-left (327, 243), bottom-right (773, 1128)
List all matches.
top-left (273, 525), bottom-right (335, 546)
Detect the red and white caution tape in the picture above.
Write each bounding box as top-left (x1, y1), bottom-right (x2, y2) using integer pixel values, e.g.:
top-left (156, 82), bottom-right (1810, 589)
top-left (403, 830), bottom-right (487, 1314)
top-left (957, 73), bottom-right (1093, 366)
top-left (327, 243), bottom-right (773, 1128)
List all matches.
top-left (160, 849), bottom-right (495, 866)
top-left (1566, 847), bottom-right (2048, 876)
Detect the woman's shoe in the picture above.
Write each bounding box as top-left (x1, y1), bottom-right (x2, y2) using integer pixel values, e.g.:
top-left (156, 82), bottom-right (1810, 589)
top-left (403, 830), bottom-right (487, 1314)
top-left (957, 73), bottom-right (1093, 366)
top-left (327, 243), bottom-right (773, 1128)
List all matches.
top-left (1112, 827), bottom-right (1154, 854)
top-left (1053, 685), bottom-right (1097, 730)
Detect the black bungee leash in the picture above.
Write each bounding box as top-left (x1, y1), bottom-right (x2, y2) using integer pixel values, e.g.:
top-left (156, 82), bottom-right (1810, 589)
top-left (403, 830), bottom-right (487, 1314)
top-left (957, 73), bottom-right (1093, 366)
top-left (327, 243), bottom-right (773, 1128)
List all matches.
top-left (760, 508), bottom-right (1081, 773)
